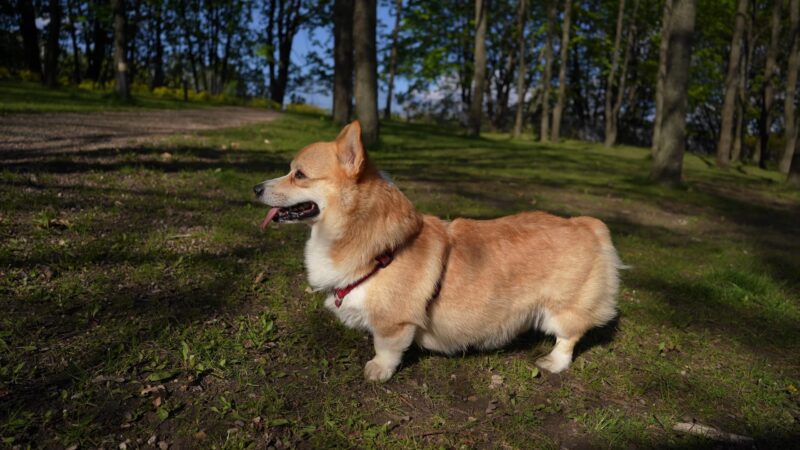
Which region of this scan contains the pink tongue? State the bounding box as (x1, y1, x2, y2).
(260, 207, 280, 230)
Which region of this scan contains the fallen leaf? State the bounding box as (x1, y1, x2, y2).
(489, 374, 504, 389)
(140, 384, 166, 396)
(158, 441, 169, 450)
(147, 435, 157, 446)
(152, 396, 162, 408)
(194, 431, 207, 441)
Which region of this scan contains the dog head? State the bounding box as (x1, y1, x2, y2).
(254, 121, 370, 228)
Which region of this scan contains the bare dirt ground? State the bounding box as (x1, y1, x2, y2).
(0, 107, 279, 155)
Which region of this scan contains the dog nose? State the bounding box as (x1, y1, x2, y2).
(253, 184, 264, 197)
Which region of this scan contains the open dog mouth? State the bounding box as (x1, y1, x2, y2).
(260, 202, 319, 229)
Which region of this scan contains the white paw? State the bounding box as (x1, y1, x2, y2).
(535, 352, 571, 374)
(364, 358, 395, 382)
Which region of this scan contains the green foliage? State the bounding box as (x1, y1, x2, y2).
(286, 102, 328, 115)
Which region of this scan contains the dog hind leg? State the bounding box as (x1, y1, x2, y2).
(535, 335, 578, 373)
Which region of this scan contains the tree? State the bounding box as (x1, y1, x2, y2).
(651, 0, 696, 184)
(66, 0, 82, 84)
(716, 0, 748, 168)
(43, 0, 63, 87)
(540, 0, 555, 142)
(551, 0, 571, 142)
(468, 0, 488, 137)
(756, 0, 781, 169)
(605, 0, 639, 147)
(111, 0, 129, 99)
(149, 0, 165, 90)
(781, 0, 800, 174)
(354, 0, 379, 145)
(384, 0, 403, 120)
(86, 0, 109, 84)
(603, 0, 625, 147)
(333, 0, 354, 125)
(18, 0, 42, 78)
(512, 0, 527, 138)
(265, 0, 305, 105)
(652, 0, 673, 157)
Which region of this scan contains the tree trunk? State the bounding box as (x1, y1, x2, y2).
(757, 0, 781, 168)
(607, 0, 639, 147)
(127, 0, 142, 85)
(86, 0, 108, 83)
(716, 0, 748, 168)
(111, 0, 129, 99)
(184, 27, 200, 92)
(604, 0, 626, 147)
(333, 0, 354, 124)
(781, 0, 800, 174)
(551, 0, 571, 142)
(540, 0, 556, 142)
(43, 0, 63, 87)
(354, 0, 379, 145)
(383, 0, 403, 120)
(265, 0, 303, 106)
(67, 0, 82, 84)
(491, 42, 516, 130)
(732, 14, 752, 164)
(651, 0, 696, 184)
(468, 0, 488, 137)
(150, 5, 165, 89)
(652, 0, 673, 157)
(19, 0, 42, 78)
(789, 155, 800, 185)
(512, 0, 528, 138)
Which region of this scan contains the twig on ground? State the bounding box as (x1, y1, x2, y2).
(672, 422, 753, 444)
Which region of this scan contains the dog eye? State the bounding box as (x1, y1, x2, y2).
(295, 170, 306, 180)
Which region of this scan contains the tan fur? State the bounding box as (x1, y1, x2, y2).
(255, 121, 622, 381)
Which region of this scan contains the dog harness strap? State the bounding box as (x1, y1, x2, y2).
(334, 251, 394, 307)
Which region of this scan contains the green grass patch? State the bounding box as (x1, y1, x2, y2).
(0, 81, 276, 113)
(1, 111, 798, 448)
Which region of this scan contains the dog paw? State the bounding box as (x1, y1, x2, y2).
(364, 358, 395, 382)
(535, 353, 571, 374)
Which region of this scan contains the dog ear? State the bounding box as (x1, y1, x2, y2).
(335, 121, 366, 177)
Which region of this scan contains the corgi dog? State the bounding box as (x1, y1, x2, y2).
(253, 121, 622, 382)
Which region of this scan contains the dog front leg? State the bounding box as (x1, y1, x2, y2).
(364, 324, 415, 382)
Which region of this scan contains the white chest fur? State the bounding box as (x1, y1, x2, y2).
(323, 288, 372, 331)
(305, 225, 347, 289)
(306, 225, 373, 332)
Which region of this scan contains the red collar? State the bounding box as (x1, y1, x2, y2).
(333, 251, 394, 307)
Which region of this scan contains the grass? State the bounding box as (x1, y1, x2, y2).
(0, 81, 261, 113)
(1, 111, 799, 448)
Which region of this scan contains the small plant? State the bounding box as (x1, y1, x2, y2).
(210, 396, 235, 418)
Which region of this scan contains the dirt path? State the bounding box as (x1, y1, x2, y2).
(0, 107, 279, 155)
